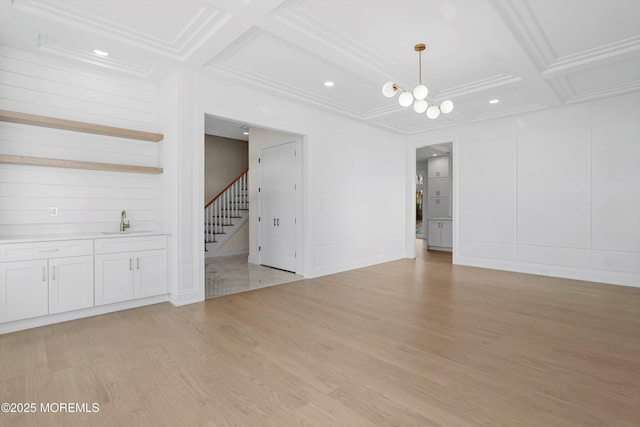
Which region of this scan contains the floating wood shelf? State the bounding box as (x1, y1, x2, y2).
(0, 109, 163, 142)
(0, 154, 163, 175)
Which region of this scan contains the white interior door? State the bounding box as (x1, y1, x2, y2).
(259, 141, 297, 272)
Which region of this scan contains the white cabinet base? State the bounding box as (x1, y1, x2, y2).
(0, 294, 168, 335)
(427, 219, 453, 252)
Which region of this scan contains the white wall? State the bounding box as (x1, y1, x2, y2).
(0, 47, 161, 236)
(408, 92, 640, 287)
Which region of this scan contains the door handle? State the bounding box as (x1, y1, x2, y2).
(129, 258, 133, 271)
(42, 267, 46, 282)
(137, 258, 140, 270)
(277, 218, 280, 226)
(52, 266, 56, 280)
(274, 218, 276, 226)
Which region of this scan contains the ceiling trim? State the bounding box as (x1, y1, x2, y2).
(489, 0, 555, 69)
(13, 0, 232, 60)
(564, 81, 640, 105)
(438, 74, 523, 99)
(542, 36, 640, 77)
(37, 35, 154, 78)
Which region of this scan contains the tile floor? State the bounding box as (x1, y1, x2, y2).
(205, 253, 302, 298)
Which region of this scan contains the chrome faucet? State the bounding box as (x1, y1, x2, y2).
(120, 210, 130, 232)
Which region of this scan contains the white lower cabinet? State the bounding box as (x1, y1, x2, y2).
(0, 240, 94, 322)
(94, 236, 167, 307)
(428, 220, 452, 250)
(0, 259, 48, 322)
(48, 255, 94, 314)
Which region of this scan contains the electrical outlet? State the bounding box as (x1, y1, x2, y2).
(50, 206, 58, 217)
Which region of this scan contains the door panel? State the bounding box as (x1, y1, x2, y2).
(259, 141, 297, 272)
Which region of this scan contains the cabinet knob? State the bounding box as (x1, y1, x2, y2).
(42, 266, 46, 282)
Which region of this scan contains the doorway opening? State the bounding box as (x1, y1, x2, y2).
(203, 114, 303, 298)
(416, 142, 453, 255)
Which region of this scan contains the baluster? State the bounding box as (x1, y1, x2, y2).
(232, 181, 237, 217)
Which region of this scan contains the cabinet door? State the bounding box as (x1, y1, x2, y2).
(440, 221, 453, 248)
(427, 156, 449, 178)
(0, 260, 48, 322)
(133, 249, 167, 298)
(427, 221, 441, 246)
(95, 253, 134, 306)
(49, 256, 94, 314)
(428, 197, 449, 218)
(427, 178, 449, 198)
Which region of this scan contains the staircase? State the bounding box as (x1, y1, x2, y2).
(205, 168, 249, 256)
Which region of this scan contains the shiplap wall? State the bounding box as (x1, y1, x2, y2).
(0, 47, 161, 235)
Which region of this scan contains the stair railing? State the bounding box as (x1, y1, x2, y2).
(205, 168, 249, 243)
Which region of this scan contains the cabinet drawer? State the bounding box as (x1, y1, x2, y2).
(94, 235, 167, 254)
(0, 240, 93, 262)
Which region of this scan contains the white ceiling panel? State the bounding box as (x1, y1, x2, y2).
(526, 0, 640, 57)
(205, 29, 390, 117)
(564, 56, 640, 101)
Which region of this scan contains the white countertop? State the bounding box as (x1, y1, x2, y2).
(0, 230, 170, 244)
(427, 217, 453, 221)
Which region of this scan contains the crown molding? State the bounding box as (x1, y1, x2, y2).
(542, 36, 640, 77)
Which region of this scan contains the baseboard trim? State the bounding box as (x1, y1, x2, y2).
(169, 290, 203, 306)
(0, 295, 169, 335)
(455, 255, 640, 288)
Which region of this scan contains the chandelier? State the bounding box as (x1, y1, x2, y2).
(382, 43, 453, 119)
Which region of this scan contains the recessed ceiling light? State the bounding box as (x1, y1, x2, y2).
(242, 131, 249, 135)
(432, 154, 438, 156)
(489, 99, 499, 104)
(324, 81, 335, 87)
(93, 49, 109, 57)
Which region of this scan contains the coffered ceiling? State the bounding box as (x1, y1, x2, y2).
(1, 0, 638, 134)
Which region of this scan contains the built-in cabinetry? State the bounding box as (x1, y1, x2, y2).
(427, 220, 452, 249)
(95, 235, 167, 306)
(0, 239, 93, 322)
(427, 155, 452, 251)
(0, 233, 168, 332)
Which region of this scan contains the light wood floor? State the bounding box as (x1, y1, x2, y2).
(1, 248, 639, 427)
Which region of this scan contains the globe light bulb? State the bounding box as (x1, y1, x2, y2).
(413, 99, 428, 114)
(398, 92, 414, 107)
(412, 85, 428, 100)
(382, 82, 397, 98)
(426, 105, 441, 119)
(440, 100, 454, 114)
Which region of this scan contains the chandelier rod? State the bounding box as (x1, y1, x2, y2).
(415, 43, 426, 86)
